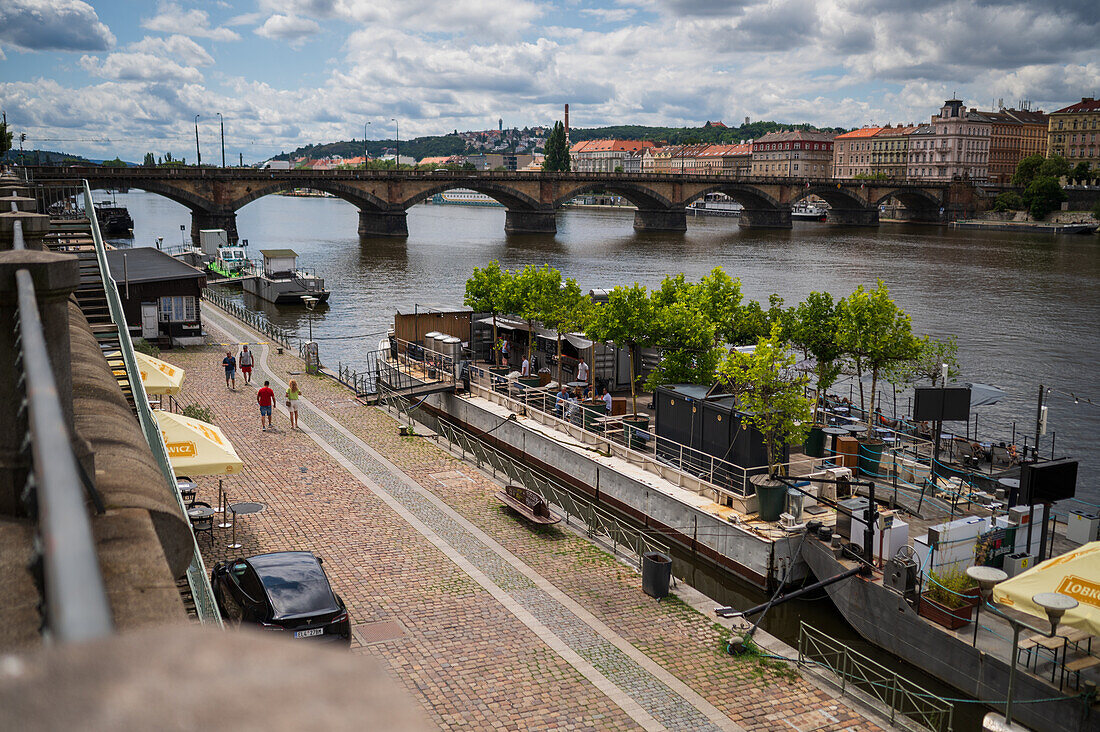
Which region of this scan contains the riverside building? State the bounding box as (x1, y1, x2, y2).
(1047, 97, 1100, 172)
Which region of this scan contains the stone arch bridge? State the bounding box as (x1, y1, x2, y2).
(28, 166, 984, 244)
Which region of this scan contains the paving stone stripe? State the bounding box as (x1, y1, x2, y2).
(204, 309, 741, 732)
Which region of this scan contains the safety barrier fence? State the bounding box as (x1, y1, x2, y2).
(799, 621, 954, 731)
(376, 382, 669, 567)
(202, 288, 294, 349)
(87, 184, 222, 627)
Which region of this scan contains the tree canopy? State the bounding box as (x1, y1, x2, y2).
(1011, 154, 1044, 186)
(0, 116, 12, 157)
(1022, 176, 1066, 220)
(543, 121, 570, 172)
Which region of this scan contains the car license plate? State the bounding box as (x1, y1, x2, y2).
(295, 627, 324, 638)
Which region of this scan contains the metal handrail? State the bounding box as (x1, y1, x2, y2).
(13, 244, 113, 642)
(202, 288, 294, 349)
(799, 621, 953, 731)
(84, 183, 223, 626)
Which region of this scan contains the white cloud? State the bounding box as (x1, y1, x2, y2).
(79, 35, 213, 84)
(254, 14, 321, 46)
(141, 1, 240, 42)
(0, 0, 115, 52)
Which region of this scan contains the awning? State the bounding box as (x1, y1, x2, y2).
(153, 410, 244, 476)
(992, 541, 1100, 635)
(564, 333, 594, 350)
(106, 351, 186, 395)
(966, 382, 1006, 407)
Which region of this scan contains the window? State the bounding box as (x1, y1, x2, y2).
(160, 295, 197, 322)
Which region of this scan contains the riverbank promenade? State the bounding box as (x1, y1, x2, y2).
(175, 302, 889, 731)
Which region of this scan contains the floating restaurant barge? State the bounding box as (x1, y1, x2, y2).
(375, 306, 1098, 731)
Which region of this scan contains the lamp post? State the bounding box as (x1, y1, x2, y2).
(392, 118, 399, 169)
(302, 295, 319, 373)
(363, 121, 371, 169)
(194, 114, 201, 166)
(217, 112, 225, 168)
(966, 566, 1079, 727)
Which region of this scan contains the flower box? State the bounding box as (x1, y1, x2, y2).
(918, 591, 978, 630)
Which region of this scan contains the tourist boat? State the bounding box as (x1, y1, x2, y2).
(241, 248, 330, 305)
(430, 188, 502, 207)
(791, 203, 828, 221)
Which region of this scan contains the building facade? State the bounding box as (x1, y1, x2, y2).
(569, 140, 656, 172)
(870, 125, 918, 179)
(980, 109, 1048, 184)
(905, 100, 992, 182)
(832, 127, 882, 179)
(1047, 97, 1100, 173)
(750, 130, 835, 178)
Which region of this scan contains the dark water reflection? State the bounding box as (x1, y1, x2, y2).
(109, 191, 1100, 506)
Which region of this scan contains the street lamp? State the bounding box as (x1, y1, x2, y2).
(194, 114, 201, 166)
(363, 121, 371, 169)
(217, 112, 225, 168)
(392, 118, 399, 169)
(966, 566, 1078, 727)
(302, 295, 319, 373)
(302, 295, 318, 342)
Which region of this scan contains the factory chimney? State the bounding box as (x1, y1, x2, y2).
(564, 104, 570, 144)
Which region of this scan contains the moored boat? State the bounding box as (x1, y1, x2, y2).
(242, 248, 330, 305)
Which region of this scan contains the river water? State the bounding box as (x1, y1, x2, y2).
(110, 190, 1100, 507)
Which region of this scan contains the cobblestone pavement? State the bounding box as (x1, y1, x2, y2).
(173, 305, 885, 732)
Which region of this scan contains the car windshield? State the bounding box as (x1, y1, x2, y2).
(249, 552, 338, 617)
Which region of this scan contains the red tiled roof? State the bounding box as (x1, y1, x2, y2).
(570, 139, 656, 153)
(835, 127, 884, 139)
(1052, 98, 1100, 114)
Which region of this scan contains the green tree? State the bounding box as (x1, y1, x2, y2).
(836, 280, 922, 438)
(541, 277, 593, 384)
(716, 332, 812, 473)
(1092, 200, 1100, 222)
(1022, 176, 1066, 220)
(463, 261, 511, 365)
(587, 283, 658, 415)
(887, 335, 959, 387)
(993, 191, 1024, 212)
(0, 114, 12, 156)
(508, 264, 565, 366)
(1039, 154, 1070, 180)
(102, 157, 127, 167)
(142, 152, 156, 167)
(543, 120, 570, 172)
(786, 291, 843, 424)
(1011, 154, 1044, 186)
(1070, 162, 1091, 185)
(643, 300, 720, 391)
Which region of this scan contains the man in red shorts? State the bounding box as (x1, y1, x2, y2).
(238, 345, 254, 385)
(257, 380, 275, 431)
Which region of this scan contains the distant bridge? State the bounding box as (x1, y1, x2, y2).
(27, 166, 994, 243)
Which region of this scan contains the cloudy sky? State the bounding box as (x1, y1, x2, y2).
(1, 0, 1098, 162)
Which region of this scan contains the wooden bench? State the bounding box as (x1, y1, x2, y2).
(1064, 654, 1100, 689)
(496, 484, 561, 525)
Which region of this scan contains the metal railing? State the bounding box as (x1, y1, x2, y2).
(377, 383, 668, 566)
(465, 364, 834, 504)
(799, 622, 954, 732)
(86, 183, 223, 627)
(10, 210, 113, 642)
(202, 288, 295, 349)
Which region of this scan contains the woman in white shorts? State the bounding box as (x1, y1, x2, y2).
(285, 379, 302, 429)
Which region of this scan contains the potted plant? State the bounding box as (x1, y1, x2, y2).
(717, 332, 812, 519)
(836, 281, 921, 478)
(918, 567, 979, 630)
(587, 283, 658, 447)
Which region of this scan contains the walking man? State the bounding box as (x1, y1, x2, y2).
(601, 386, 612, 414)
(257, 380, 275, 431)
(222, 351, 237, 389)
(520, 355, 530, 377)
(239, 345, 254, 385)
(576, 359, 589, 396)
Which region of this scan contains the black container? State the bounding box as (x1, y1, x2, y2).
(806, 520, 823, 534)
(817, 526, 833, 542)
(642, 552, 672, 599)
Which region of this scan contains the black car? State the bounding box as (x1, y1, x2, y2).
(211, 551, 350, 645)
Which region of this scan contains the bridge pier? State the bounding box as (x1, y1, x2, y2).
(632, 208, 687, 232)
(358, 209, 409, 237)
(191, 211, 238, 246)
(739, 207, 792, 229)
(504, 209, 556, 235)
(826, 208, 880, 226)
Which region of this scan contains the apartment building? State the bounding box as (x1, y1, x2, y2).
(832, 127, 882, 178)
(750, 130, 835, 178)
(569, 139, 656, 172)
(1048, 97, 1100, 172)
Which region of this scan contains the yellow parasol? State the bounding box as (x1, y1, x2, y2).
(992, 541, 1100, 635)
(135, 351, 186, 395)
(105, 351, 186, 395)
(153, 410, 244, 476)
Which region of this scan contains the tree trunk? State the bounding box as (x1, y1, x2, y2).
(589, 343, 596, 397)
(527, 319, 534, 368)
(492, 315, 499, 366)
(557, 333, 563, 385)
(867, 370, 878, 438)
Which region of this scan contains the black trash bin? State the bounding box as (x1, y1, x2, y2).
(642, 552, 672, 600)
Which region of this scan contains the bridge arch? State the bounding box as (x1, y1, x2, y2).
(85, 176, 215, 213)
(551, 181, 675, 211)
(872, 187, 943, 212)
(792, 184, 870, 210)
(228, 179, 391, 213)
(399, 181, 542, 211)
(680, 183, 783, 211)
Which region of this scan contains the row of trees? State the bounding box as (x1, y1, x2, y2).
(1001, 154, 1090, 220)
(465, 263, 946, 471)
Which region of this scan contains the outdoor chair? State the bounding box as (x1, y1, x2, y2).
(187, 501, 214, 537)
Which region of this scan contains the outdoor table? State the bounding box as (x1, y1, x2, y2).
(841, 424, 866, 434)
(1033, 634, 1071, 685)
(821, 427, 847, 456)
(226, 501, 265, 550)
(176, 478, 197, 504)
(997, 477, 1020, 502)
(186, 505, 214, 536)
